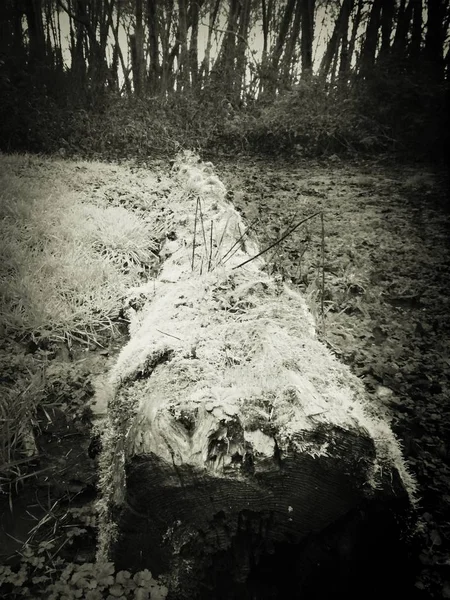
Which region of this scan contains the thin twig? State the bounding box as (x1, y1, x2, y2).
(212, 216, 231, 266)
(267, 211, 298, 269)
(320, 212, 325, 331)
(155, 328, 182, 341)
(191, 196, 199, 272)
(219, 216, 259, 266)
(198, 197, 208, 266)
(208, 220, 213, 272)
(232, 211, 322, 271)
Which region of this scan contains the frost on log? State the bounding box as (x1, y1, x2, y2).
(97, 153, 417, 599)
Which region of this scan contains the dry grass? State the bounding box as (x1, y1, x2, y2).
(0, 155, 162, 346)
(0, 153, 167, 489)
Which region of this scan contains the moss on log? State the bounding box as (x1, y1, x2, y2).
(96, 152, 417, 599)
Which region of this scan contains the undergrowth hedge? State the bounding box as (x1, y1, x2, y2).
(0, 66, 447, 162)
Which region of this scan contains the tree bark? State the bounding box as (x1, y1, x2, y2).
(409, 0, 423, 65)
(347, 0, 364, 80)
(300, 0, 315, 79)
(147, 0, 161, 93)
(189, 0, 200, 90)
(281, 0, 302, 88)
(378, 0, 395, 62)
(358, 0, 383, 77)
(319, 0, 354, 80)
(132, 0, 146, 95)
(199, 0, 221, 83)
(24, 0, 46, 66)
(424, 0, 445, 80)
(392, 0, 414, 60)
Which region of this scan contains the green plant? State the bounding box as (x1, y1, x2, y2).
(0, 550, 168, 600)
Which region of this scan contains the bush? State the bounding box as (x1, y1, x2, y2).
(0, 62, 447, 161)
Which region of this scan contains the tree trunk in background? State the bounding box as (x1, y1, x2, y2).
(392, 0, 414, 60)
(409, 0, 423, 65)
(131, 0, 146, 95)
(235, 0, 252, 100)
(338, 0, 354, 82)
(358, 0, 382, 77)
(189, 0, 200, 91)
(72, 1, 88, 87)
(280, 0, 302, 88)
(378, 0, 395, 62)
(106, 0, 131, 94)
(424, 0, 445, 80)
(268, 0, 296, 94)
(211, 0, 240, 98)
(147, 0, 161, 93)
(300, 0, 315, 79)
(319, 0, 354, 80)
(160, 0, 174, 93)
(258, 0, 274, 96)
(24, 0, 46, 66)
(177, 0, 189, 90)
(347, 0, 363, 80)
(0, 0, 25, 69)
(199, 0, 221, 83)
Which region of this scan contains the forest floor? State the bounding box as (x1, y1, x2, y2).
(0, 152, 449, 599)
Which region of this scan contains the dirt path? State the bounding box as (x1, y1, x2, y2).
(217, 156, 450, 598)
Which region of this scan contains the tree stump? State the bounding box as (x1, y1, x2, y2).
(96, 153, 417, 599)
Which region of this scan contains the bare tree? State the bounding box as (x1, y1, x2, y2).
(300, 0, 315, 79)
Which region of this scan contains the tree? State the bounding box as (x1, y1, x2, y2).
(300, 0, 315, 79)
(359, 0, 383, 77)
(130, 0, 146, 95)
(424, 0, 446, 80)
(319, 0, 354, 80)
(147, 0, 161, 93)
(24, 0, 47, 66)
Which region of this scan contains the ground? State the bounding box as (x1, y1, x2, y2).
(0, 152, 449, 598)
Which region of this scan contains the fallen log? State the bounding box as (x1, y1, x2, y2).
(96, 152, 417, 599)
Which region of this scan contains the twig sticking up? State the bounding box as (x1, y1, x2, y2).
(219, 216, 260, 266)
(191, 197, 199, 272)
(232, 211, 322, 271)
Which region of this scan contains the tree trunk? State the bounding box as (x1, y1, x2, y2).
(234, 0, 252, 100)
(300, 0, 315, 79)
(199, 0, 221, 83)
(24, 0, 46, 66)
(409, 0, 423, 65)
(347, 0, 364, 79)
(189, 0, 200, 91)
(267, 0, 296, 94)
(424, 0, 445, 80)
(132, 0, 146, 95)
(280, 0, 302, 88)
(160, 0, 174, 93)
(258, 0, 274, 96)
(319, 0, 354, 80)
(147, 0, 160, 93)
(392, 0, 414, 60)
(338, 0, 354, 82)
(210, 0, 241, 97)
(378, 0, 395, 62)
(358, 0, 383, 77)
(106, 0, 131, 94)
(97, 155, 417, 600)
(177, 0, 189, 90)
